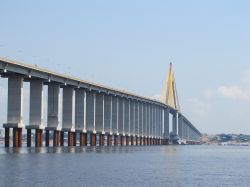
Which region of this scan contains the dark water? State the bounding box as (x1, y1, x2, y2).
(0, 145, 249, 187)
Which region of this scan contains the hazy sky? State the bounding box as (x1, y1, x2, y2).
(1, 1, 250, 134)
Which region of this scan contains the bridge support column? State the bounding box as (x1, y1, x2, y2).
(107, 134, 112, 146)
(3, 75, 24, 147)
(5, 128, 10, 147)
(62, 87, 75, 146)
(46, 83, 60, 147)
(26, 79, 44, 147)
(53, 130, 59, 147)
(100, 134, 105, 146)
(45, 130, 50, 147)
(60, 131, 64, 146)
(80, 132, 87, 146)
(91, 133, 96, 146)
(172, 112, 178, 136)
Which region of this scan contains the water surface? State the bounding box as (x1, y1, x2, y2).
(0, 145, 249, 187)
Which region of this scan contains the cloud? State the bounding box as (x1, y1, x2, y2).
(218, 85, 250, 101)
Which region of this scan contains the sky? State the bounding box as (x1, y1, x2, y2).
(1, 1, 250, 134)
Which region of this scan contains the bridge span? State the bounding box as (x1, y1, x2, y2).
(0, 57, 201, 147)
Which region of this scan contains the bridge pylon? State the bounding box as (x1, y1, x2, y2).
(161, 62, 180, 112)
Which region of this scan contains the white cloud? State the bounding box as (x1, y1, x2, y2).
(218, 85, 250, 101)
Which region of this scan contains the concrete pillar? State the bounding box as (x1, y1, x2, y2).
(107, 134, 112, 146)
(163, 108, 169, 144)
(5, 128, 9, 147)
(28, 79, 44, 130)
(3, 75, 24, 147)
(5, 75, 24, 127)
(27, 129, 31, 147)
(95, 93, 104, 133)
(60, 131, 64, 146)
(178, 114, 183, 139)
(45, 130, 50, 147)
(172, 112, 178, 136)
(75, 89, 85, 132)
(91, 133, 96, 146)
(99, 134, 105, 146)
(47, 84, 60, 129)
(62, 87, 74, 131)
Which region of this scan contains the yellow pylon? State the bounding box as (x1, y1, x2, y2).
(161, 63, 181, 111)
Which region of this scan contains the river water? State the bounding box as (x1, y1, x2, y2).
(0, 145, 249, 187)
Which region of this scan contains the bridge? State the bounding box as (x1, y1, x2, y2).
(0, 57, 202, 147)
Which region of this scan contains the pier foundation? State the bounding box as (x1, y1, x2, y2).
(13, 128, 22, 147)
(53, 130, 59, 147)
(107, 134, 112, 146)
(73, 132, 76, 146)
(140, 137, 143, 146)
(60, 131, 64, 146)
(100, 134, 105, 146)
(114, 135, 119, 146)
(80, 133, 87, 146)
(91, 133, 96, 146)
(131, 136, 134, 145)
(45, 130, 50, 147)
(5, 128, 9, 147)
(68, 132, 74, 146)
(136, 136, 139, 145)
(35, 129, 42, 147)
(27, 129, 31, 147)
(121, 135, 125, 146)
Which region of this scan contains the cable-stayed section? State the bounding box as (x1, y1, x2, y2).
(161, 63, 181, 112)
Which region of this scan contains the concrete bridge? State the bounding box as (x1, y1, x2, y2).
(0, 57, 202, 147)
